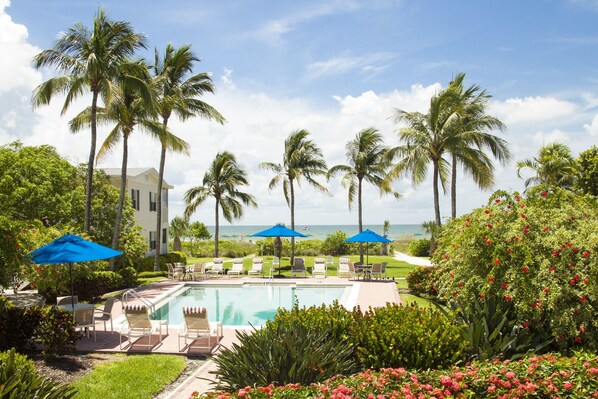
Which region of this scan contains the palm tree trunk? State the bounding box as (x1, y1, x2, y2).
(358, 177, 364, 264)
(154, 119, 168, 271)
(110, 134, 128, 271)
(290, 178, 295, 264)
(214, 198, 219, 258)
(451, 154, 457, 219)
(432, 159, 442, 227)
(85, 90, 99, 232)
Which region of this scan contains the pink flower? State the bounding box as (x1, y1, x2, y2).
(564, 381, 573, 389)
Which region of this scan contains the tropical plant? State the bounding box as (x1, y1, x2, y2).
(31, 8, 147, 232)
(260, 130, 328, 262)
(444, 73, 509, 219)
(574, 145, 598, 196)
(169, 216, 190, 251)
(151, 43, 224, 271)
(517, 143, 577, 191)
(382, 219, 391, 255)
(328, 128, 399, 262)
(184, 152, 256, 257)
(70, 60, 159, 270)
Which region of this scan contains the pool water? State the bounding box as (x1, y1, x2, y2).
(150, 284, 351, 327)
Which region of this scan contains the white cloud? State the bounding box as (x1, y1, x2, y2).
(305, 52, 395, 80)
(583, 114, 598, 136)
(532, 129, 571, 145)
(489, 96, 578, 125)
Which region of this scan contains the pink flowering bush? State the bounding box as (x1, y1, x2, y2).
(194, 352, 598, 399)
(433, 188, 598, 350)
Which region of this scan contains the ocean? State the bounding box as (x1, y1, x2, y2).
(206, 224, 427, 241)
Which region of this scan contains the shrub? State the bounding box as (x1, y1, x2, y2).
(211, 322, 356, 392)
(0, 296, 43, 352)
(406, 266, 440, 297)
(408, 238, 431, 256)
(0, 348, 77, 398)
(36, 306, 78, 356)
(320, 231, 351, 256)
(133, 256, 155, 272)
(294, 240, 322, 256)
(351, 303, 468, 370)
(254, 239, 291, 258)
(434, 189, 598, 350)
(72, 271, 124, 302)
(198, 352, 598, 399)
(118, 266, 138, 287)
(137, 271, 167, 278)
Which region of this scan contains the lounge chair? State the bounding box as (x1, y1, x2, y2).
(338, 257, 351, 278)
(56, 295, 78, 306)
(94, 297, 117, 332)
(119, 304, 168, 350)
(206, 258, 225, 277)
(291, 257, 306, 277)
(271, 257, 280, 276)
(228, 258, 245, 276)
(178, 306, 223, 352)
(74, 306, 96, 341)
(312, 257, 326, 278)
(247, 257, 263, 277)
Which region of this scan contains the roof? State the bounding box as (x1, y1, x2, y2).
(99, 167, 174, 189)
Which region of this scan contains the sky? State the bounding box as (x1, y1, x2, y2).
(1, 0, 597, 227)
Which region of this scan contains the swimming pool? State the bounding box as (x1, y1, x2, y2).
(150, 283, 356, 327)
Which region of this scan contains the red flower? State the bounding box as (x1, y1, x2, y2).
(501, 282, 508, 289)
(549, 266, 556, 272)
(485, 209, 491, 215)
(543, 227, 549, 232)
(514, 236, 520, 242)
(574, 275, 580, 281)
(544, 287, 549, 295)
(580, 296, 587, 302)
(583, 251, 590, 257)
(541, 191, 548, 197)
(553, 250, 560, 256)
(488, 276, 495, 282)
(521, 267, 529, 273)
(465, 217, 470, 222)
(580, 326, 586, 333)
(486, 239, 492, 245)
(522, 321, 529, 328)
(504, 295, 511, 301)
(521, 213, 526, 219)
(495, 199, 501, 203)
(531, 302, 537, 308)
(570, 279, 576, 286)
(480, 293, 486, 299)
(487, 224, 493, 229)
(584, 278, 589, 285)
(493, 259, 500, 265)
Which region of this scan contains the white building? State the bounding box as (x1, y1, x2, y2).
(100, 167, 172, 255)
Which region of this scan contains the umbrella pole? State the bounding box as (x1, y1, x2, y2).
(69, 263, 75, 308)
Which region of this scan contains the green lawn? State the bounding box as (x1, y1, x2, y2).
(71, 354, 186, 399)
(400, 293, 435, 307)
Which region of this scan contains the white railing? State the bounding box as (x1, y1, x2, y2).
(122, 288, 155, 313)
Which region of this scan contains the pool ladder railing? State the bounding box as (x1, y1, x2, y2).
(122, 288, 155, 313)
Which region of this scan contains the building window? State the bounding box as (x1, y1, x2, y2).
(149, 192, 157, 212)
(162, 228, 167, 244)
(131, 189, 140, 210)
(149, 231, 157, 250)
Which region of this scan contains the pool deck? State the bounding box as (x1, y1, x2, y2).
(65, 276, 399, 398)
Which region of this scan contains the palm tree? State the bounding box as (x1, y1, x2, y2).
(184, 152, 256, 257)
(31, 8, 147, 232)
(151, 44, 225, 271)
(517, 143, 576, 190)
(382, 219, 391, 256)
(387, 87, 458, 227)
(70, 60, 160, 269)
(328, 127, 399, 262)
(260, 130, 328, 263)
(444, 73, 509, 219)
(170, 216, 190, 252)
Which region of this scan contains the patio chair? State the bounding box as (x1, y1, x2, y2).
(312, 257, 326, 278)
(338, 257, 351, 278)
(166, 263, 182, 280)
(247, 257, 263, 277)
(94, 297, 118, 332)
(192, 263, 208, 280)
(74, 306, 96, 341)
(380, 262, 387, 279)
(291, 257, 306, 277)
(56, 295, 78, 306)
(119, 304, 168, 350)
(349, 261, 365, 280)
(206, 258, 225, 277)
(228, 258, 245, 276)
(371, 263, 383, 280)
(177, 306, 223, 352)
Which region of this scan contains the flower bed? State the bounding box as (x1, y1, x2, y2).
(194, 352, 598, 399)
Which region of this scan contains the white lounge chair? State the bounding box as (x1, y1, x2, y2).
(338, 257, 351, 278)
(119, 304, 168, 350)
(178, 306, 223, 352)
(228, 258, 245, 276)
(206, 258, 225, 277)
(247, 258, 264, 277)
(312, 257, 326, 277)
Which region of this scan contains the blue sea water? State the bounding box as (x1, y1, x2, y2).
(206, 224, 427, 241)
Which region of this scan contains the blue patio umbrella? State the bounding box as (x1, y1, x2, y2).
(251, 224, 307, 276)
(30, 233, 123, 307)
(345, 229, 392, 265)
